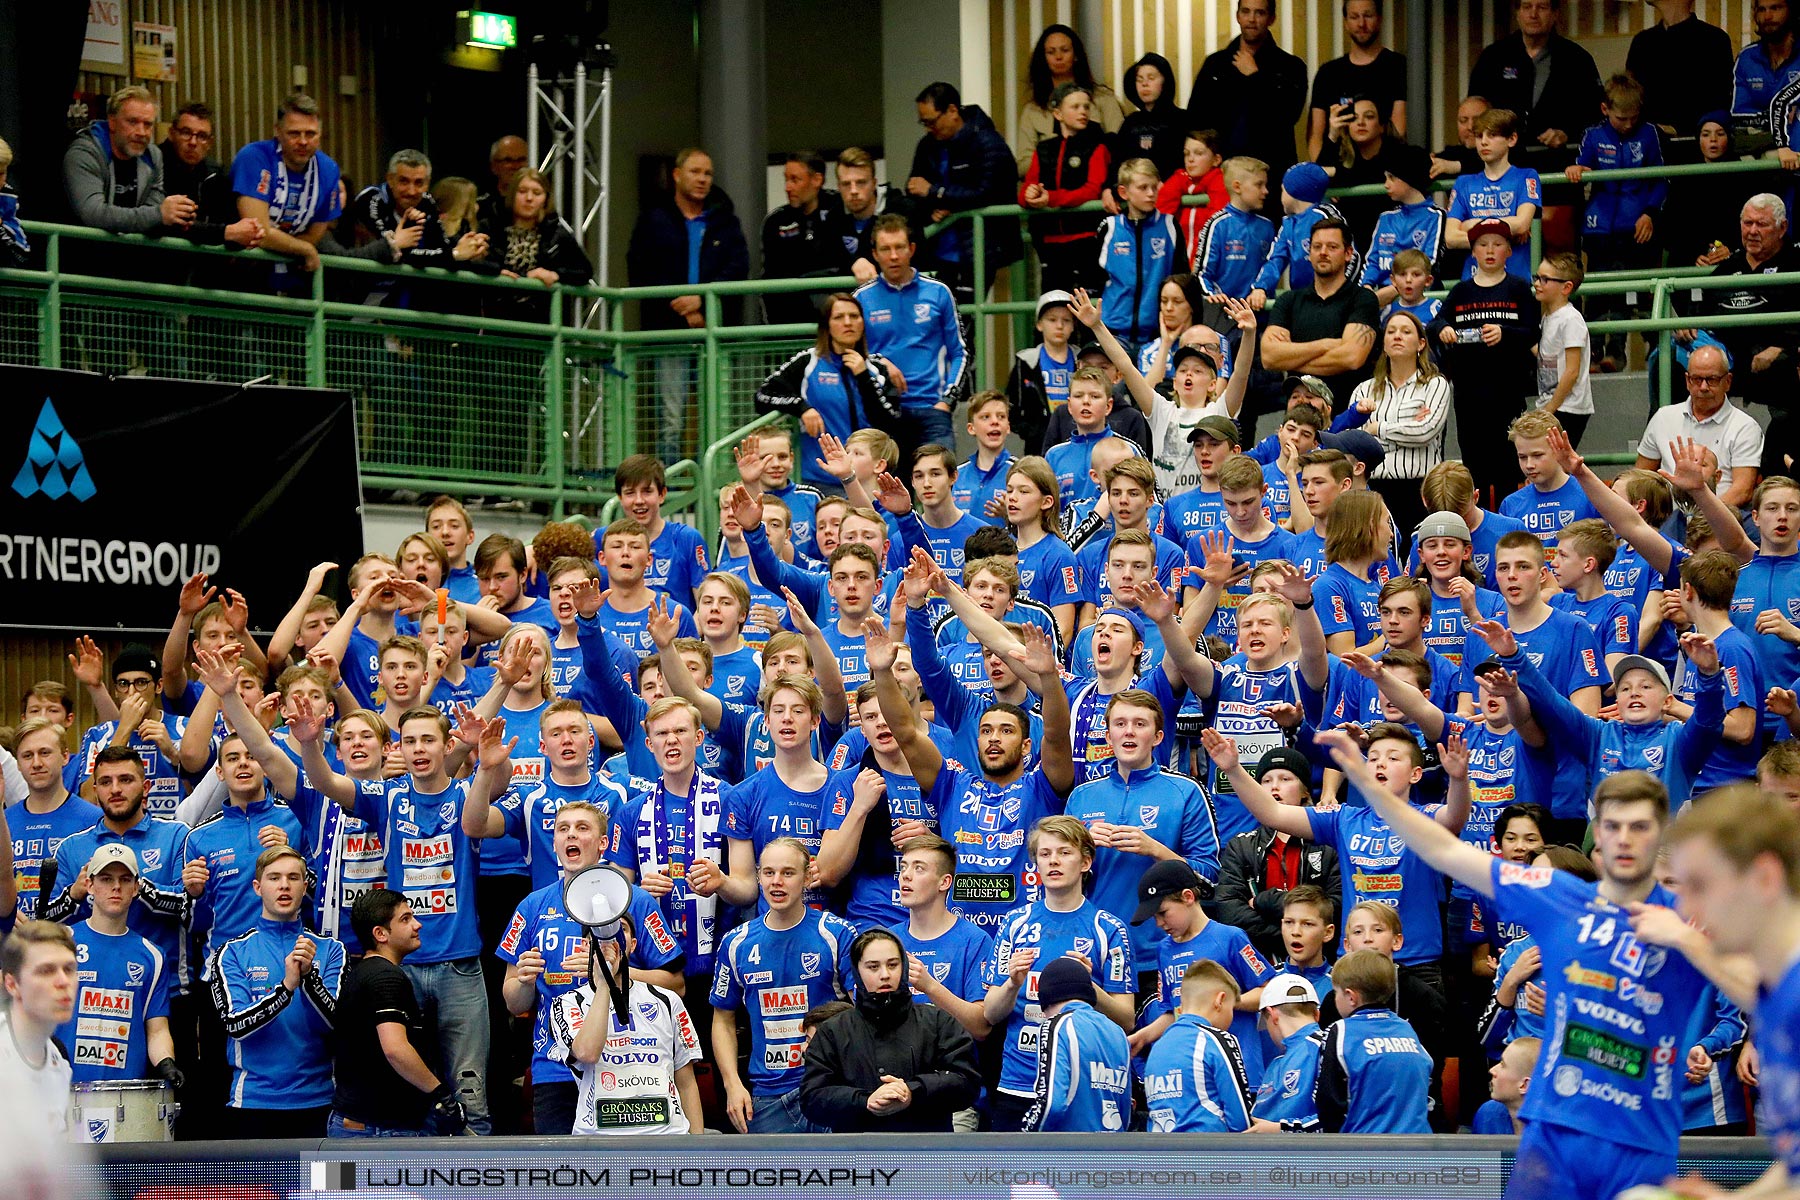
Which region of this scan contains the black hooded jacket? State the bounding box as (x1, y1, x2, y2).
(1113, 54, 1188, 182)
(907, 103, 1023, 279)
(800, 989, 981, 1132)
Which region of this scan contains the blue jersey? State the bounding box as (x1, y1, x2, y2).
(1606, 542, 1677, 668)
(929, 763, 1063, 936)
(1099, 210, 1183, 344)
(1256, 201, 1356, 294)
(706, 644, 763, 708)
(1447, 164, 1541, 278)
(351, 776, 483, 963)
(954, 451, 1015, 528)
(428, 665, 496, 717)
(1045, 429, 1118, 510)
(1464, 607, 1608, 820)
(229, 140, 343, 232)
(475, 698, 554, 878)
(49, 816, 192, 990)
(901, 509, 988, 584)
(1257, 1021, 1327, 1127)
(591, 593, 696, 661)
(1016, 535, 1083, 613)
(211, 916, 345, 1109)
(710, 908, 857, 1095)
(73, 717, 189, 819)
(820, 763, 937, 933)
(1192, 526, 1298, 643)
(183, 798, 306, 974)
(1193, 205, 1273, 301)
(1162, 484, 1226, 546)
(892, 915, 993, 1004)
(1317, 1006, 1433, 1132)
(1682, 985, 1747, 1131)
(1309, 798, 1451, 965)
(1485, 932, 1546, 1051)
(1495, 861, 1712, 1153)
(1067, 612, 1165, 679)
(725, 764, 830, 910)
(1023, 998, 1133, 1132)
(1313, 563, 1383, 648)
(984, 898, 1132, 1095)
(912, 621, 1047, 775)
(763, 481, 822, 553)
(545, 643, 587, 702)
(1038, 343, 1077, 408)
(646, 519, 710, 609)
(504, 772, 630, 891)
(61, 921, 170, 1082)
(1203, 657, 1310, 840)
(712, 549, 788, 646)
(1728, 554, 1800, 741)
(1576, 121, 1667, 237)
(1260, 462, 1295, 525)
(1144, 1013, 1253, 1133)
(1065, 765, 1221, 972)
(1146, 918, 1273, 1082)
(496, 878, 683, 1087)
(1499, 476, 1600, 547)
(1321, 648, 1465, 730)
(1076, 528, 1187, 606)
(1673, 625, 1762, 791)
(1753, 955, 1800, 1180)
(7, 794, 102, 917)
(1551, 589, 1638, 663)
(1381, 295, 1443, 327)
(1472, 1099, 1516, 1133)
(855, 270, 966, 405)
(605, 773, 729, 974)
(1423, 585, 1505, 670)
(1360, 200, 1447, 289)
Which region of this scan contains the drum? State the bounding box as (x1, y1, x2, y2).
(69, 1079, 177, 1143)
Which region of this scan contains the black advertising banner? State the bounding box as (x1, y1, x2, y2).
(0, 366, 363, 633)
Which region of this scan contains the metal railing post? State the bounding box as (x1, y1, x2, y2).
(702, 291, 722, 464)
(1654, 280, 1673, 414)
(307, 263, 327, 388)
(42, 230, 60, 367)
(972, 213, 988, 392)
(548, 327, 568, 518)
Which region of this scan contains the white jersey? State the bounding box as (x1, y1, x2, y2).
(547, 979, 700, 1135)
(0, 1009, 73, 1136)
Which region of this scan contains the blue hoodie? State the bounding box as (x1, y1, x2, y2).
(1576, 121, 1668, 236)
(1098, 209, 1183, 344)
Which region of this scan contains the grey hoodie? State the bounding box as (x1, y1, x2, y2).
(63, 121, 167, 234)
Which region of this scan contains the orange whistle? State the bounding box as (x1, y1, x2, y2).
(437, 588, 448, 624)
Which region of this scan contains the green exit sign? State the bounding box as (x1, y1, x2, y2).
(464, 10, 517, 49)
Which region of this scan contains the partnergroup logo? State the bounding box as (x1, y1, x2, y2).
(12, 399, 94, 501)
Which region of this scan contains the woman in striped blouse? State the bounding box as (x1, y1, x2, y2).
(1352, 312, 1452, 557)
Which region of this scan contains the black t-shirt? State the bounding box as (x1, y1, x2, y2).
(1433, 274, 1539, 405)
(1309, 50, 1408, 123)
(1268, 279, 1383, 409)
(111, 156, 140, 210)
(332, 954, 430, 1128)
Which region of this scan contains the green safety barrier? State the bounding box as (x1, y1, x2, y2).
(0, 152, 1791, 537)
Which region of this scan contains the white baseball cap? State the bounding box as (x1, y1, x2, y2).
(1257, 972, 1321, 1010)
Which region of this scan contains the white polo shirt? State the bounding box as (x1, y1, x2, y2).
(1636, 397, 1765, 491)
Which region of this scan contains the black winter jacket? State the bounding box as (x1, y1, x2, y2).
(1114, 54, 1188, 182)
(907, 104, 1023, 280)
(1207, 827, 1341, 962)
(800, 992, 981, 1132)
(626, 190, 750, 328)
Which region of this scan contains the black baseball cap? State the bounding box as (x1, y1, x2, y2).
(1132, 859, 1204, 924)
(1171, 343, 1221, 375)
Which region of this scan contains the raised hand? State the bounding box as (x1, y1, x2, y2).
(1544, 426, 1584, 478)
(1673, 631, 1720, 680)
(1470, 618, 1518, 658)
(1659, 435, 1712, 494)
(861, 615, 898, 673)
(68, 635, 107, 688)
(493, 633, 531, 688)
(477, 715, 518, 772)
(1439, 731, 1470, 781)
(1310, 726, 1364, 773)
(1070, 287, 1103, 329)
(1191, 530, 1246, 589)
(1262, 701, 1304, 729)
(221, 588, 251, 637)
(725, 483, 764, 536)
(193, 645, 243, 695)
(780, 586, 821, 637)
(388, 577, 434, 616)
(1224, 295, 1257, 334)
(1133, 577, 1179, 625)
(646, 593, 681, 650)
(874, 471, 913, 516)
(451, 704, 487, 751)
(305, 645, 341, 684)
(1480, 666, 1521, 700)
(814, 433, 856, 483)
(178, 572, 217, 617)
(1011, 623, 1059, 680)
(287, 694, 328, 745)
(733, 436, 769, 488)
(1263, 560, 1314, 607)
(1341, 650, 1386, 681)
(254, 693, 283, 732)
(570, 576, 605, 621)
(1199, 727, 1239, 772)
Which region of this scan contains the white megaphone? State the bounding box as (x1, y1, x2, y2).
(562, 863, 637, 1024)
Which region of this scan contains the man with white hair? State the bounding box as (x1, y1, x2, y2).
(1635, 342, 1765, 510)
(1678, 193, 1800, 473)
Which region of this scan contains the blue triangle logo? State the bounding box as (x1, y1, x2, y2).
(13, 400, 94, 501)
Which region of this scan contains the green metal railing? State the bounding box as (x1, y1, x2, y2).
(1, 154, 1793, 542)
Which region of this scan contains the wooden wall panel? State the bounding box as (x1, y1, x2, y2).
(77, 0, 382, 194)
(990, 0, 1760, 159)
(0, 634, 134, 736)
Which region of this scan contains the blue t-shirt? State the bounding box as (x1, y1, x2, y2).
(821, 763, 937, 933)
(1016, 535, 1083, 613)
(1313, 563, 1383, 647)
(1550, 590, 1639, 662)
(60, 921, 170, 1082)
(1672, 625, 1763, 791)
(6, 794, 102, 916)
(1162, 485, 1227, 546)
(503, 771, 630, 891)
(229, 140, 344, 232)
(1498, 476, 1600, 547)
(1193, 525, 1298, 643)
(590, 593, 697, 661)
(1447, 165, 1542, 279)
(724, 765, 830, 909)
(429, 664, 497, 717)
(1203, 658, 1310, 840)
(983, 898, 1133, 1095)
(647, 520, 710, 610)
(1728, 554, 1800, 741)
(891, 915, 994, 1005)
(685, 214, 705, 283)
(1309, 798, 1450, 964)
(1423, 585, 1506, 670)
(1145, 918, 1274, 1083)
(1754, 955, 1800, 1181)
(1075, 529, 1188, 605)
(495, 878, 684, 1086)
(929, 763, 1063, 936)
(1493, 860, 1711, 1154)
(710, 909, 857, 1095)
(352, 776, 483, 963)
